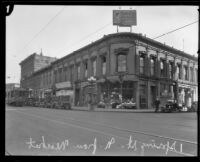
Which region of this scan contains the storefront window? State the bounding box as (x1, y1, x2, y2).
(117, 54, 127, 72)
(139, 85, 147, 109)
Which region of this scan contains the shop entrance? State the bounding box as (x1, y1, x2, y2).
(75, 89, 80, 106)
(150, 86, 156, 109)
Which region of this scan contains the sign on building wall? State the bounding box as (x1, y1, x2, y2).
(113, 10, 137, 27)
(55, 81, 71, 89)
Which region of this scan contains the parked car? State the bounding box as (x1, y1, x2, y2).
(116, 101, 136, 109)
(188, 101, 197, 112)
(111, 101, 121, 109)
(161, 100, 182, 113)
(97, 101, 106, 108)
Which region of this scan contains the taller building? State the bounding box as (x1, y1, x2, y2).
(19, 52, 57, 88)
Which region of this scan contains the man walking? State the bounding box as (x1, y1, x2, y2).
(155, 97, 160, 112)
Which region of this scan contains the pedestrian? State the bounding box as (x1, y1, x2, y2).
(155, 97, 160, 112)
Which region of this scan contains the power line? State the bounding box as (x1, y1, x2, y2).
(124, 20, 199, 51)
(58, 21, 112, 55)
(17, 7, 65, 55)
(152, 20, 198, 40)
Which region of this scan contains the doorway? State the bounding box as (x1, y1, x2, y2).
(150, 86, 156, 109)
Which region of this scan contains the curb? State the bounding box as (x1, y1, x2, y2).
(71, 106, 155, 113)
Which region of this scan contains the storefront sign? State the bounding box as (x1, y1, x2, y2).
(55, 81, 71, 89)
(56, 90, 74, 96)
(81, 82, 89, 88)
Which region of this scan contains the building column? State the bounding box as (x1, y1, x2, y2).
(106, 48, 110, 76)
(147, 81, 151, 109)
(166, 59, 170, 79)
(88, 58, 92, 77)
(156, 52, 160, 78)
(135, 81, 140, 109)
(80, 60, 84, 80)
(96, 54, 101, 77)
(157, 82, 160, 98)
(180, 60, 183, 80)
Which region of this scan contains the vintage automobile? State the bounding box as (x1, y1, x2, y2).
(97, 101, 106, 108)
(111, 100, 121, 109)
(187, 101, 197, 112)
(116, 101, 136, 109)
(161, 100, 182, 113)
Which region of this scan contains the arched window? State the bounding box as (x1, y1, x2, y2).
(160, 59, 166, 77)
(140, 56, 145, 74)
(102, 56, 106, 75)
(92, 59, 97, 76)
(84, 61, 88, 78)
(169, 61, 173, 79)
(150, 57, 155, 76)
(117, 54, 127, 72)
(77, 64, 81, 80)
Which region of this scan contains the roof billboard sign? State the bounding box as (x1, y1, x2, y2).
(113, 10, 137, 27)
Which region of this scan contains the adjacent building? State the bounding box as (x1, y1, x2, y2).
(19, 52, 57, 88)
(20, 32, 198, 109)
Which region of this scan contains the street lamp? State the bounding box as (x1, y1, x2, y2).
(87, 76, 96, 111)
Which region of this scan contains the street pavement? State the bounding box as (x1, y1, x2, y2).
(5, 105, 197, 156)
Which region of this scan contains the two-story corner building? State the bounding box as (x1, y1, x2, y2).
(49, 32, 198, 109)
(19, 32, 198, 109)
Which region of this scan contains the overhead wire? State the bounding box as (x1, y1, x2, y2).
(57, 21, 112, 55)
(17, 6, 66, 55)
(125, 20, 199, 51)
(152, 20, 198, 40)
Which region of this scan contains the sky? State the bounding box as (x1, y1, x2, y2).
(6, 5, 199, 83)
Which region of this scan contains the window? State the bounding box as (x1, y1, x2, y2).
(64, 67, 67, 81)
(102, 56, 106, 75)
(117, 54, 127, 72)
(84, 61, 88, 78)
(195, 69, 198, 82)
(54, 70, 57, 83)
(190, 67, 193, 82)
(150, 57, 155, 76)
(177, 64, 181, 79)
(139, 56, 145, 74)
(92, 59, 96, 76)
(77, 64, 81, 80)
(169, 62, 173, 79)
(58, 68, 62, 82)
(183, 66, 188, 80)
(160, 59, 166, 77)
(70, 66, 74, 82)
(139, 85, 147, 109)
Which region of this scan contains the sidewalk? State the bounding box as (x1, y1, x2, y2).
(72, 106, 155, 113)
